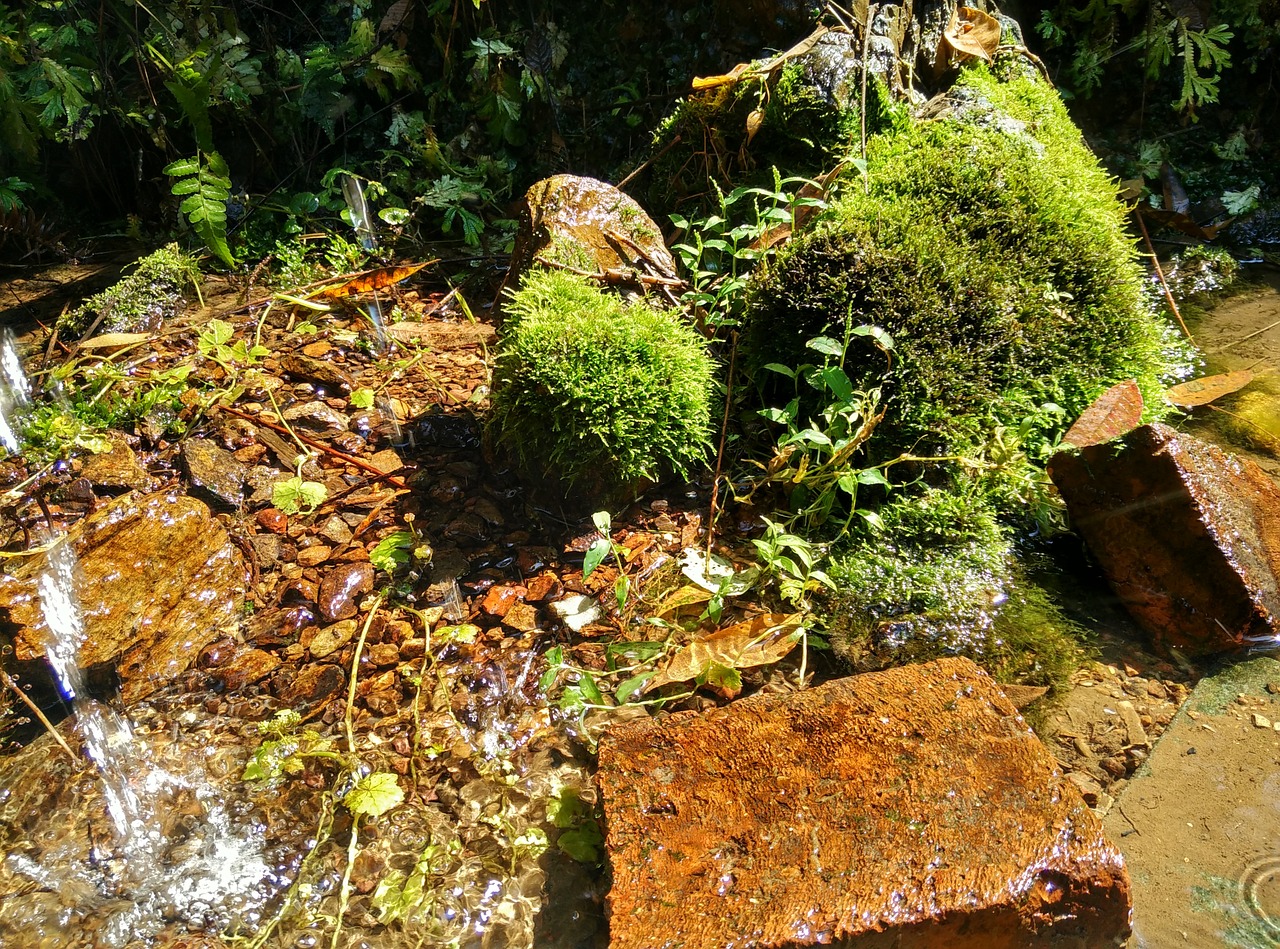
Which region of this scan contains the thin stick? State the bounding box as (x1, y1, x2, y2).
(617, 133, 683, 190)
(1, 667, 76, 760)
(706, 331, 739, 561)
(215, 404, 409, 489)
(1135, 211, 1193, 342)
(1211, 316, 1280, 354)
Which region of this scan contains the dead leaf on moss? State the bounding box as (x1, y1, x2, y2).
(1165, 370, 1254, 407)
(1062, 379, 1144, 448)
(643, 612, 803, 693)
(316, 262, 430, 300)
(937, 6, 1001, 70)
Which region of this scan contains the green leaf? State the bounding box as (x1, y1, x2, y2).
(762, 362, 796, 380)
(578, 672, 605, 706)
(851, 324, 895, 351)
(821, 366, 854, 402)
(582, 538, 609, 580)
(615, 672, 654, 703)
(345, 771, 404, 818)
(370, 530, 415, 572)
(557, 822, 603, 863)
(805, 336, 844, 357)
(272, 476, 328, 515)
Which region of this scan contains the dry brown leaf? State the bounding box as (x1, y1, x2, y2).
(1062, 379, 1144, 448)
(378, 0, 411, 35)
(653, 583, 713, 618)
(316, 262, 429, 300)
(1165, 370, 1254, 407)
(643, 613, 803, 693)
(939, 6, 1001, 66)
(77, 332, 151, 350)
(745, 108, 764, 144)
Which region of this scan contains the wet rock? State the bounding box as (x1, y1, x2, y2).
(181, 438, 248, 509)
(502, 602, 540, 634)
(507, 175, 677, 295)
(1049, 423, 1280, 654)
(317, 563, 374, 621)
(279, 353, 354, 394)
(80, 434, 152, 493)
(310, 619, 358, 659)
(480, 585, 523, 618)
(524, 573, 562, 603)
(212, 647, 281, 691)
(273, 663, 345, 705)
(550, 595, 604, 632)
(405, 412, 482, 451)
(317, 515, 353, 546)
(597, 657, 1131, 949)
(0, 492, 246, 701)
(369, 643, 400, 667)
(281, 400, 348, 432)
(257, 508, 288, 534)
(296, 544, 332, 568)
(368, 448, 403, 474)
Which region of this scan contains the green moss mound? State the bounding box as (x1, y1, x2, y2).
(746, 67, 1183, 484)
(489, 270, 714, 500)
(59, 244, 199, 337)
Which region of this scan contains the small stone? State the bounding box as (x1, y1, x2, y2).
(318, 515, 353, 546)
(249, 533, 282, 566)
(296, 545, 333, 568)
(318, 562, 375, 621)
(301, 341, 332, 358)
(280, 352, 354, 393)
(282, 400, 348, 432)
(274, 663, 345, 705)
(368, 448, 404, 474)
(181, 438, 247, 509)
(1118, 700, 1149, 748)
(480, 585, 523, 618)
(81, 435, 152, 492)
(1253, 712, 1272, 729)
(399, 638, 426, 660)
(213, 647, 281, 691)
(502, 602, 540, 634)
(525, 573, 562, 602)
(654, 513, 676, 532)
(1267, 681, 1280, 695)
(1146, 680, 1170, 700)
(257, 508, 289, 534)
(310, 619, 357, 659)
(550, 594, 604, 632)
(369, 643, 400, 666)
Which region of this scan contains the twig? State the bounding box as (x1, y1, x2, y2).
(1, 667, 77, 760)
(617, 133, 683, 190)
(1134, 211, 1194, 342)
(706, 331, 739, 561)
(345, 596, 382, 756)
(860, 4, 878, 183)
(532, 256, 687, 289)
(1211, 316, 1280, 354)
(214, 404, 409, 489)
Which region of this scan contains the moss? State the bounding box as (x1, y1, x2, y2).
(489, 270, 714, 502)
(746, 66, 1185, 519)
(824, 489, 1086, 693)
(59, 243, 199, 337)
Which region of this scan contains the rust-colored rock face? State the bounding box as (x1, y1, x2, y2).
(0, 491, 246, 700)
(598, 658, 1130, 949)
(508, 175, 677, 292)
(1049, 422, 1280, 654)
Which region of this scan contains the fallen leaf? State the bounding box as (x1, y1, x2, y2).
(643, 613, 803, 693)
(745, 108, 764, 144)
(653, 582, 713, 618)
(1165, 370, 1254, 407)
(316, 262, 430, 300)
(937, 6, 1001, 68)
(77, 332, 151, 349)
(1061, 379, 1144, 448)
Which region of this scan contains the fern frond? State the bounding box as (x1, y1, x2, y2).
(163, 150, 235, 267)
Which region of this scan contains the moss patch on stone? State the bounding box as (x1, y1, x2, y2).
(59, 243, 199, 337)
(489, 270, 714, 502)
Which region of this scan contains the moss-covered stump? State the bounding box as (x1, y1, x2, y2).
(489, 270, 713, 504)
(57, 243, 198, 338)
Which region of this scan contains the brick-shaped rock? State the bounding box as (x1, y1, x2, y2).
(598, 658, 1130, 949)
(1049, 422, 1280, 654)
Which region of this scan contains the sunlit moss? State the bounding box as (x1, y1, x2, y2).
(489, 270, 714, 502)
(58, 243, 199, 337)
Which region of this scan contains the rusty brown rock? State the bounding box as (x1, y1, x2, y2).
(80, 434, 152, 492)
(0, 491, 246, 701)
(480, 584, 523, 618)
(273, 663, 345, 706)
(507, 175, 677, 294)
(597, 657, 1131, 949)
(1049, 422, 1280, 654)
(211, 647, 281, 691)
(317, 562, 374, 621)
(280, 352, 354, 393)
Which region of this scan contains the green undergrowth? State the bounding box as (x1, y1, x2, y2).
(489, 270, 714, 502)
(58, 244, 200, 338)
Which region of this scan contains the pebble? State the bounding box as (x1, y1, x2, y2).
(296, 545, 333, 567)
(318, 562, 374, 621)
(310, 620, 357, 659)
(1253, 713, 1272, 729)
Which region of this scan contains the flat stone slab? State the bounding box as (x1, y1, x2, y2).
(1104, 655, 1280, 948)
(597, 657, 1131, 949)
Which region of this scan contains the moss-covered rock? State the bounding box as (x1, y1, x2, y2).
(489, 270, 714, 503)
(59, 243, 199, 338)
(746, 65, 1185, 505)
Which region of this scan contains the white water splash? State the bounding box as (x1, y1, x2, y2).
(0, 328, 31, 453)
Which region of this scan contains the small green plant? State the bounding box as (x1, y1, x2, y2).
(369, 529, 432, 574)
(165, 151, 235, 266)
(272, 475, 327, 515)
(546, 787, 603, 864)
(197, 318, 270, 371)
(751, 517, 835, 611)
(242, 709, 344, 782)
(489, 270, 714, 500)
(584, 510, 631, 613)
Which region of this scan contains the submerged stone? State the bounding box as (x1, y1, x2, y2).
(597, 657, 1130, 949)
(180, 437, 247, 509)
(0, 491, 246, 701)
(1049, 422, 1280, 655)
